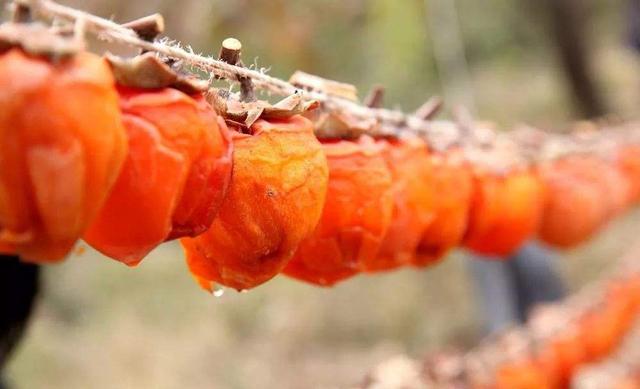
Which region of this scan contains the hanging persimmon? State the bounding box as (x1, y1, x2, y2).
(559, 155, 632, 217)
(415, 149, 472, 266)
(616, 144, 640, 204)
(361, 134, 435, 272)
(495, 359, 550, 389)
(464, 167, 544, 257)
(83, 79, 233, 265)
(538, 157, 610, 248)
(0, 42, 127, 262)
(283, 135, 393, 286)
(546, 330, 586, 388)
(181, 114, 329, 290)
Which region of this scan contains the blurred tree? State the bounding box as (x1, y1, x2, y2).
(532, 0, 608, 118)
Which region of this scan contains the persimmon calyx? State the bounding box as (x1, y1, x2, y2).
(208, 88, 318, 130)
(0, 22, 83, 57)
(105, 52, 208, 94)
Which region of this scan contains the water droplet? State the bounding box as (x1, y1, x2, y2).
(239, 289, 249, 294)
(213, 286, 225, 298)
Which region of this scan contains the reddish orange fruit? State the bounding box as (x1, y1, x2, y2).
(0, 49, 127, 262)
(548, 331, 586, 388)
(181, 115, 328, 290)
(83, 87, 232, 265)
(283, 135, 394, 286)
(362, 135, 435, 272)
(464, 168, 544, 256)
(538, 158, 610, 248)
(495, 359, 550, 389)
(415, 149, 472, 266)
(616, 145, 640, 204)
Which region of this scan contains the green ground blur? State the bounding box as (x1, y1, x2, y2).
(5, 0, 640, 388)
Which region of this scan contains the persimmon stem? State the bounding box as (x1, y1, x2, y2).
(414, 96, 443, 120)
(123, 14, 164, 42)
(218, 38, 255, 102)
(11, 2, 32, 23)
(363, 85, 384, 108)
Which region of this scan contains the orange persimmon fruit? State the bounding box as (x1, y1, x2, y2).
(361, 135, 435, 272)
(414, 149, 472, 266)
(616, 144, 640, 204)
(283, 135, 393, 286)
(0, 48, 127, 262)
(547, 331, 586, 388)
(464, 168, 544, 256)
(495, 359, 550, 389)
(538, 158, 610, 248)
(181, 115, 328, 290)
(83, 87, 232, 265)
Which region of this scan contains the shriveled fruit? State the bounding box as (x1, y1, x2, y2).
(415, 149, 472, 266)
(0, 49, 127, 262)
(362, 135, 435, 272)
(283, 135, 393, 286)
(182, 115, 328, 290)
(464, 168, 544, 256)
(83, 87, 232, 265)
(538, 157, 610, 248)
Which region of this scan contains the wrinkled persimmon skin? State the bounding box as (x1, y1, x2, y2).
(283, 135, 394, 286)
(363, 135, 435, 272)
(415, 150, 472, 266)
(0, 49, 127, 262)
(182, 115, 328, 290)
(83, 87, 232, 265)
(464, 168, 544, 256)
(538, 158, 610, 248)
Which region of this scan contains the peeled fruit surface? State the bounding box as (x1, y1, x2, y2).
(182, 115, 328, 290)
(538, 157, 611, 248)
(415, 150, 472, 266)
(0, 49, 127, 262)
(464, 168, 544, 256)
(283, 135, 393, 286)
(84, 87, 232, 265)
(363, 135, 435, 272)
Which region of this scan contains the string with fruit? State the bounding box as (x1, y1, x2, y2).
(0, 0, 639, 298)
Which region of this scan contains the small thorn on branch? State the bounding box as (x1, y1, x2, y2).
(414, 96, 443, 121)
(217, 37, 255, 102)
(123, 14, 165, 42)
(11, 1, 32, 23)
(363, 85, 385, 108)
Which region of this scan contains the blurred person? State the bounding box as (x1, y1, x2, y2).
(467, 242, 566, 335)
(0, 256, 40, 389)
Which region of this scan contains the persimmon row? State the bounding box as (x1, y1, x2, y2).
(490, 275, 640, 389)
(423, 274, 640, 388)
(1, 47, 639, 291)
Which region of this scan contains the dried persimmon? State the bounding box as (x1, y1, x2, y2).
(464, 168, 544, 256)
(415, 149, 472, 266)
(0, 48, 127, 262)
(362, 135, 435, 272)
(83, 86, 232, 265)
(616, 144, 640, 204)
(181, 115, 328, 290)
(538, 157, 610, 248)
(283, 135, 393, 286)
(495, 359, 549, 389)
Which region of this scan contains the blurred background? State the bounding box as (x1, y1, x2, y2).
(4, 0, 640, 388)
